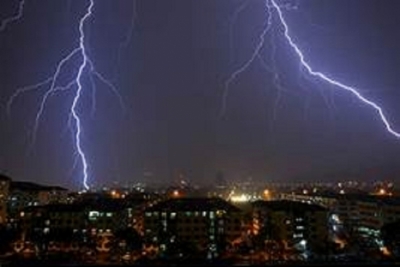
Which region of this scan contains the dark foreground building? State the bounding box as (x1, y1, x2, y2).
(144, 197, 242, 260)
(252, 200, 329, 255)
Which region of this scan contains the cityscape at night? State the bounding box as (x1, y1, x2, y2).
(1, 0, 400, 266)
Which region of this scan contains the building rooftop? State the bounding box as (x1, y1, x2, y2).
(10, 181, 67, 192)
(23, 203, 85, 213)
(78, 196, 147, 210)
(253, 200, 327, 212)
(289, 191, 400, 207)
(23, 199, 134, 213)
(146, 197, 241, 212)
(45, 203, 86, 212)
(336, 194, 400, 206)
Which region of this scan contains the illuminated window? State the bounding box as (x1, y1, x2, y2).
(89, 211, 99, 220)
(89, 211, 99, 217)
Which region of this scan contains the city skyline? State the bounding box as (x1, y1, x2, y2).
(1, 0, 400, 189)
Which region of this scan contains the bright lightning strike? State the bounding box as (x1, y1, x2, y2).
(224, 0, 400, 138)
(7, 0, 125, 191)
(71, 0, 94, 191)
(33, 48, 81, 143)
(0, 0, 25, 31)
(268, 0, 400, 138)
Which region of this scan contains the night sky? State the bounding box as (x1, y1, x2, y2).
(1, 0, 400, 189)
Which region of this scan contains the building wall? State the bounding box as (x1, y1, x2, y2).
(48, 210, 86, 230)
(87, 210, 124, 233)
(280, 194, 400, 239)
(306, 211, 328, 250)
(38, 190, 68, 205)
(0, 178, 10, 224)
(8, 190, 40, 219)
(337, 197, 400, 238)
(252, 202, 328, 252)
(280, 193, 337, 210)
(144, 209, 242, 257)
(383, 205, 400, 224)
(20, 203, 140, 244)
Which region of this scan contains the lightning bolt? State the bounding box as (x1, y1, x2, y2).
(115, 0, 137, 87)
(70, 0, 94, 191)
(229, 1, 250, 61)
(268, 0, 400, 138)
(221, 1, 300, 120)
(117, 0, 137, 61)
(6, 0, 125, 191)
(220, 1, 273, 119)
(224, 0, 400, 139)
(0, 0, 25, 31)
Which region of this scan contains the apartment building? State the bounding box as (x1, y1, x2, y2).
(252, 200, 329, 253)
(143, 197, 242, 259)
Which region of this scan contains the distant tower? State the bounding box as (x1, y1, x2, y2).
(215, 171, 227, 189)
